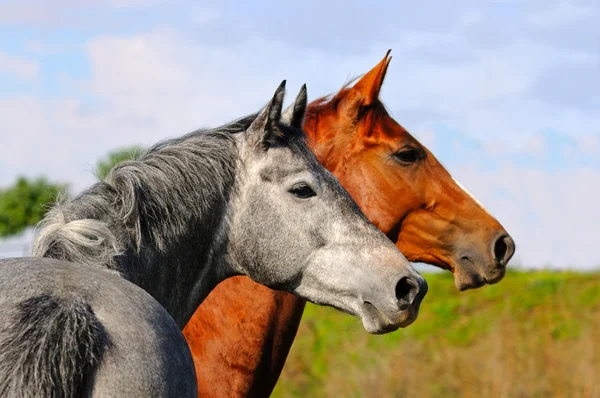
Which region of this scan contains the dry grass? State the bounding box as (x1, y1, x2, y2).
(272, 270, 600, 398)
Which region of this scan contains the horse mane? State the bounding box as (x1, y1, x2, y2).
(32, 115, 258, 271)
(308, 74, 390, 113)
(305, 76, 390, 135)
(307, 78, 358, 111)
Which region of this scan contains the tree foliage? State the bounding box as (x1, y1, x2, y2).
(0, 146, 144, 238)
(0, 177, 67, 237)
(95, 146, 144, 181)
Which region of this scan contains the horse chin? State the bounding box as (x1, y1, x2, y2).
(359, 302, 419, 334)
(452, 258, 507, 291)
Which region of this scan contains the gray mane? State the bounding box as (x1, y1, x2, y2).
(32, 115, 257, 271)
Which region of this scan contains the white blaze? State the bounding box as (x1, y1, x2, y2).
(452, 177, 493, 217)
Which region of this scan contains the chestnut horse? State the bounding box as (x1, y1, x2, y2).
(183, 51, 515, 397)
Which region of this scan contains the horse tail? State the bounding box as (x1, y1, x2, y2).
(0, 294, 110, 398)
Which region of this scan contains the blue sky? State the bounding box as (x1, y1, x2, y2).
(0, 0, 598, 268)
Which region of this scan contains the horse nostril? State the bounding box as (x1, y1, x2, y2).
(493, 234, 516, 265)
(494, 238, 507, 261)
(395, 277, 417, 303)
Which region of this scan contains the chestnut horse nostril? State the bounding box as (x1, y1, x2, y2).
(395, 277, 417, 303)
(493, 234, 516, 265)
(494, 238, 507, 262)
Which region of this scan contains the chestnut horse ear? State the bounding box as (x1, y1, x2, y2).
(248, 80, 286, 148)
(351, 49, 392, 107)
(281, 84, 307, 128)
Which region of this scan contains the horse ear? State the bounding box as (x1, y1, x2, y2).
(281, 84, 307, 128)
(350, 49, 392, 108)
(248, 80, 286, 148)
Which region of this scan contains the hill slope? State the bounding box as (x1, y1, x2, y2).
(273, 270, 600, 397)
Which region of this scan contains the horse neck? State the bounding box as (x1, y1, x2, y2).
(125, 188, 233, 328)
(34, 132, 239, 327)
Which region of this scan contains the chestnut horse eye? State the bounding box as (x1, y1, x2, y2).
(289, 183, 316, 199)
(393, 149, 419, 164)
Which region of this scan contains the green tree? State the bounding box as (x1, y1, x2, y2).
(0, 146, 143, 238)
(0, 177, 68, 237)
(96, 146, 144, 180)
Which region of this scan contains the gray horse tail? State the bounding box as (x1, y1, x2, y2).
(0, 294, 110, 398)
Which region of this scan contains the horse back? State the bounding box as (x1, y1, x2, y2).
(0, 257, 197, 397)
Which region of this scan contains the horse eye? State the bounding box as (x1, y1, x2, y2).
(289, 184, 316, 199)
(393, 148, 419, 164)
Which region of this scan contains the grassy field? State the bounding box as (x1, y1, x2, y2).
(272, 270, 600, 398)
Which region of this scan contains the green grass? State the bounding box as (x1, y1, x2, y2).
(273, 270, 600, 397)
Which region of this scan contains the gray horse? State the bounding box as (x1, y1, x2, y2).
(0, 81, 427, 397)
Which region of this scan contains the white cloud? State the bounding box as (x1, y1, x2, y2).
(0, 0, 172, 26)
(523, 134, 546, 156)
(0, 95, 53, 166)
(0, 95, 106, 192)
(576, 135, 599, 156)
(0, 30, 381, 191)
(23, 39, 81, 55)
(0, 1, 598, 269)
(74, 29, 411, 142)
(451, 164, 600, 269)
(382, 35, 600, 149)
(188, 6, 221, 25)
(527, 0, 597, 27)
(0, 51, 39, 80)
(413, 130, 436, 149)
